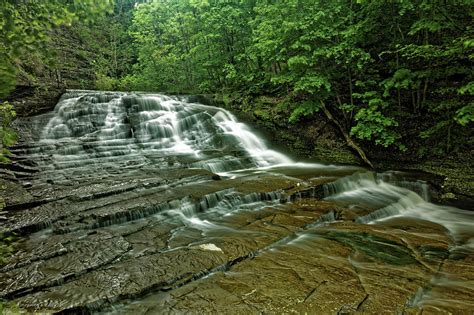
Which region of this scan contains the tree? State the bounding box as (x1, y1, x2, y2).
(0, 0, 113, 98)
(4, 0, 471, 162)
(250, 0, 472, 158)
(0, 0, 113, 161)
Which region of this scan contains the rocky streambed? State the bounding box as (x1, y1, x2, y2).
(1, 91, 473, 314)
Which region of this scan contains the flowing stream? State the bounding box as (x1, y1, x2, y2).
(1, 91, 473, 313)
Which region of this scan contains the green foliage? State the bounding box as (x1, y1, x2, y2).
(127, 0, 255, 93)
(350, 90, 401, 148)
(456, 82, 474, 126)
(0, 230, 18, 311)
(0, 0, 113, 98)
(95, 73, 118, 91)
(289, 101, 320, 123)
(0, 102, 18, 162)
(0, 299, 20, 314)
(351, 108, 401, 148)
(459, 81, 474, 96)
(383, 69, 416, 95)
(455, 103, 474, 126)
(2, 0, 472, 157)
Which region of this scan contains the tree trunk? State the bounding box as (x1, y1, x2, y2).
(320, 101, 374, 168)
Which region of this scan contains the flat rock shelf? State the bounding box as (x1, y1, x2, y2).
(1, 91, 473, 314)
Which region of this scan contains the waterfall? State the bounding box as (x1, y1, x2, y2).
(4, 90, 473, 314)
(38, 91, 291, 175)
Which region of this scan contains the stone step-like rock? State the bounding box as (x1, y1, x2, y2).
(0, 234, 131, 299)
(105, 203, 457, 315)
(0, 162, 39, 174)
(7, 199, 330, 313)
(1, 172, 303, 235)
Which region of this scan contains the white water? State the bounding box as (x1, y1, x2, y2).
(38, 92, 472, 232)
(38, 92, 472, 222)
(324, 172, 474, 245)
(36, 91, 473, 246)
(39, 91, 291, 175)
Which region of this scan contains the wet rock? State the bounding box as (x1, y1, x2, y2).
(2, 91, 473, 314)
(3, 189, 474, 314)
(7, 85, 64, 117)
(14, 247, 228, 312)
(101, 201, 474, 314)
(0, 233, 131, 299)
(0, 176, 35, 209)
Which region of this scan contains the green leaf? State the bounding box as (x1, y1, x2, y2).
(289, 101, 320, 123)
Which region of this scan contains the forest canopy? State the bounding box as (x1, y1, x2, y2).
(1, 0, 473, 159)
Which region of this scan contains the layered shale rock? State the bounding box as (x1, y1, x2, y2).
(1, 91, 472, 314)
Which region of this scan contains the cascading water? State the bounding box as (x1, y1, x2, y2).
(323, 172, 474, 245)
(2, 90, 473, 314)
(37, 91, 474, 253)
(321, 170, 474, 311)
(39, 91, 290, 177)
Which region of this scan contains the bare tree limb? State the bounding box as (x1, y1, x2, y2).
(319, 100, 374, 168)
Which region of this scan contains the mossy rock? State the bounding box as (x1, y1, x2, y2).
(311, 146, 361, 165)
